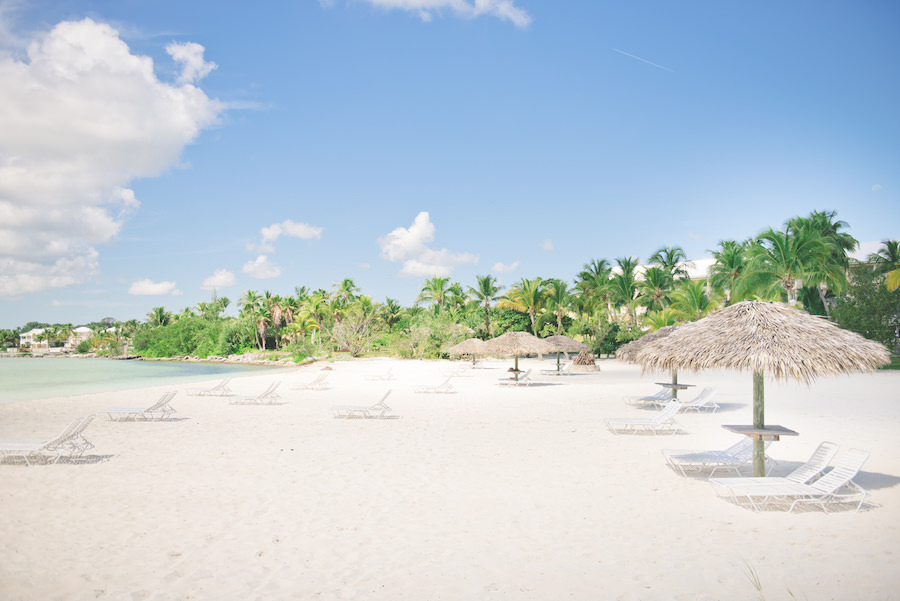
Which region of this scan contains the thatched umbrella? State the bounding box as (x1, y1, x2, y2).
(544, 334, 589, 372)
(624, 300, 891, 476)
(483, 331, 555, 381)
(617, 325, 684, 397)
(446, 338, 486, 365)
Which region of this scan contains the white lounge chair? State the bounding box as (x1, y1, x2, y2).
(605, 400, 683, 435)
(0, 415, 95, 466)
(623, 387, 673, 407)
(185, 378, 233, 396)
(540, 362, 574, 376)
(291, 373, 330, 391)
(103, 391, 178, 421)
(709, 441, 840, 488)
(662, 437, 773, 477)
(678, 387, 719, 412)
(230, 381, 282, 405)
(330, 390, 398, 419)
(366, 368, 395, 381)
(413, 376, 456, 394)
(712, 448, 869, 513)
(498, 369, 534, 387)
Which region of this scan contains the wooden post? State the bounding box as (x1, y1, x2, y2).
(753, 371, 765, 477)
(672, 370, 679, 399)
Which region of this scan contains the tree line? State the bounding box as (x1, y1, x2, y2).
(5, 211, 899, 359)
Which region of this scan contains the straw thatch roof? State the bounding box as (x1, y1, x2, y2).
(544, 335, 589, 353)
(446, 338, 486, 356)
(482, 331, 555, 355)
(615, 325, 679, 363)
(627, 300, 891, 383)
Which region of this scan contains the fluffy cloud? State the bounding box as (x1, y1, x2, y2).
(334, 0, 532, 28)
(242, 255, 282, 279)
(201, 268, 236, 290)
(491, 260, 519, 274)
(248, 219, 323, 253)
(0, 18, 223, 297)
(167, 41, 217, 85)
(541, 239, 554, 251)
(128, 279, 181, 296)
(378, 212, 477, 278)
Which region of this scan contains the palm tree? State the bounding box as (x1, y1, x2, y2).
(636, 266, 673, 312)
(147, 306, 172, 327)
(541, 278, 573, 334)
(468, 274, 503, 337)
(708, 240, 748, 305)
(331, 278, 359, 309)
(264, 292, 284, 348)
(417, 275, 451, 313)
(787, 210, 857, 311)
(499, 277, 548, 334)
(609, 257, 640, 321)
(239, 290, 261, 316)
(649, 246, 690, 280)
(868, 240, 900, 291)
(380, 297, 404, 330)
(304, 292, 331, 351)
(575, 258, 612, 318)
(670, 279, 715, 322)
(251, 304, 272, 351)
(644, 307, 679, 330)
(739, 228, 836, 305)
(446, 283, 467, 315)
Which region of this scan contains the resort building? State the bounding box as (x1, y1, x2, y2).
(65, 327, 94, 351)
(19, 328, 48, 352)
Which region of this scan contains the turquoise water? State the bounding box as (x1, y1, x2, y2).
(0, 357, 289, 404)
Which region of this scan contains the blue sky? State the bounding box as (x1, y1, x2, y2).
(1, 0, 898, 329)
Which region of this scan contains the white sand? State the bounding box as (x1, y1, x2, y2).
(1, 356, 899, 600)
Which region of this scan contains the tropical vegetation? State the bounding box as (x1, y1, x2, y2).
(6, 211, 898, 361)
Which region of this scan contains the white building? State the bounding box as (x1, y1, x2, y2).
(65, 327, 94, 351)
(19, 328, 48, 352)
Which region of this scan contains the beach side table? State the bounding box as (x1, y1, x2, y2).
(655, 382, 694, 399)
(722, 424, 800, 442)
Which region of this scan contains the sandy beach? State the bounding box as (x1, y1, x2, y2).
(1, 356, 899, 600)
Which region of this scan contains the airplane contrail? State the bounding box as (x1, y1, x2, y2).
(612, 48, 674, 72)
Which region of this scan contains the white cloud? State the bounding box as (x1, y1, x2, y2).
(201, 268, 235, 290)
(242, 255, 282, 279)
(378, 211, 477, 278)
(128, 278, 180, 296)
(872, 184, 882, 191)
(492, 260, 519, 274)
(248, 219, 323, 253)
(339, 0, 532, 28)
(541, 239, 554, 251)
(166, 41, 217, 85)
(0, 18, 224, 298)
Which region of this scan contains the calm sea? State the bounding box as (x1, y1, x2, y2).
(0, 357, 289, 404)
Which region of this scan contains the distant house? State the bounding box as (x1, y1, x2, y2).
(19, 328, 48, 352)
(65, 327, 94, 351)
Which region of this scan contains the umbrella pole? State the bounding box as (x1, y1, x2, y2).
(671, 370, 679, 399)
(753, 371, 766, 477)
(515, 354, 520, 381)
(557, 352, 561, 372)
